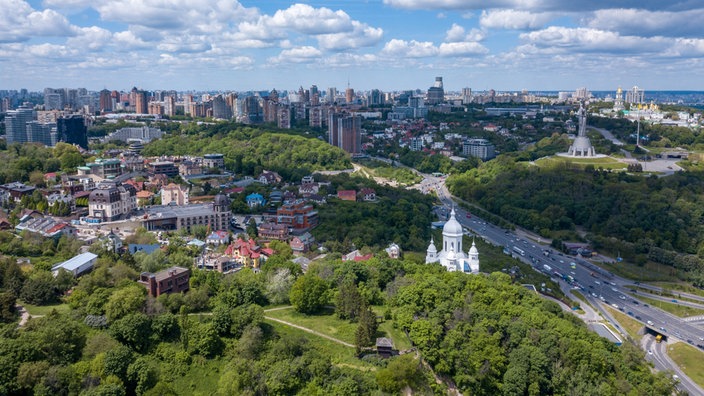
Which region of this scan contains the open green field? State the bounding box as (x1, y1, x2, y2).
(264, 306, 357, 344)
(18, 300, 70, 316)
(265, 320, 377, 371)
(596, 259, 678, 283)
(264, 306, 412, 351)
(605, 306, 643, 342)
(534, 156, 628, 170)
(628, 294, 704, 318)
(353, 160, 422, 186)
(668, 343, 704, 389)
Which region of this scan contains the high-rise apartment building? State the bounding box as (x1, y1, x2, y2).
(327, 87, 337, 103)
(26, 121, 56, 146)
(338, 115, 361, 154)
(4, 106, 35, 144)
(427, 77, 444, 104)
(44, 88, 65, 110)
(134, 90, 148, 114)
(625, 86, 645, 104)
(345, 87, 354, 104)
(328, 112, 342, 147)
(99, 89, 112, 112)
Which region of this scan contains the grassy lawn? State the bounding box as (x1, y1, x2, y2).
(265, 320, 377, 371)
(605, 306, 643, 342)
(628, 294, 704, 318)
(650, 282, 704, 299)
(596, 259, 678, 282)
(171, 356, 223, 396)
(377, 320, 411, 351)
(264, 306, 358, 345)
(668, 343, 704, 389)
(18, 300, 70, 316)
(265, 306, 413, 352)
(534, 156, 628, 170)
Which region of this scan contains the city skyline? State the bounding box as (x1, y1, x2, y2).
(3, 0, 704, 91)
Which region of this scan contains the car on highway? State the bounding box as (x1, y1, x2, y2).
(647, 320, 654, 325)
(647, 350, 653, 355)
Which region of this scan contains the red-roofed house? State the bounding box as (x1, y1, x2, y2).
(337, 190, 356, 201)
(226, 238, 267, 269)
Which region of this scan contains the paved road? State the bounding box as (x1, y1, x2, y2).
(644, 336, 704, 395)
(590, 126, 624, 146)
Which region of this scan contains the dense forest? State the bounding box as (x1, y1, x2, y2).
(312, 174, 435, 252)
(447, 155, 704, 284)
(141, 123, 351, 181)
(0, 246, 676, 395)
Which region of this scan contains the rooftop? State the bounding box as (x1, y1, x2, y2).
(52, 252, 97, 272)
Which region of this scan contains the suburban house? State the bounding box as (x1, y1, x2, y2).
(337, 190, 356, 201)
(258, 170, 282, 185)
(246, 193, 265, 208)
(289, 232, 314, 254)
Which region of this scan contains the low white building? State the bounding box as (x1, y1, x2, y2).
(52, 252, 98, 277)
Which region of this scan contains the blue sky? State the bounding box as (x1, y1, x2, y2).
(3, 0, 704, 92)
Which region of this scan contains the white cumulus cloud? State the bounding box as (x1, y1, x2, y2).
(480, 9, 555, 30)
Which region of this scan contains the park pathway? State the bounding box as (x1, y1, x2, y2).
(263, 315, 356, 348)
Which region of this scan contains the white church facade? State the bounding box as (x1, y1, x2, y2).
(425, 208, 479, 273)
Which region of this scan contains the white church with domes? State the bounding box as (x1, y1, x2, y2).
(425, 208, 480, 273)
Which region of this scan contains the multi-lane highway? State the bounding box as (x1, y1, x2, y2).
(429, 175, 704, 394)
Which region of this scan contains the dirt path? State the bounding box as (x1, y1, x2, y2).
(263, 305, 294, 312)
(263, 315, 356, 348)
(16, 304, 30, 328)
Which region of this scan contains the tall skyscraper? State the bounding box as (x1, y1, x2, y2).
(461, 88, 472, 104)
(345, 87, 354, 104)
(164, 95, 176, 116)
(427, 77, 444, 104)
(43, 88, 65, 110)
(625, 86, 645, 104)
(326, 87, 337, 104)
(56, 115, 88, 148)
(134, 90, 148, 114)
(328, 113, 342, 147)
(4, 106, 35, 144)
(26, 121, 56, 146)
(338, 115, 362, 154)
(99, 89, 112, 112)
(211, 95, 232, 119)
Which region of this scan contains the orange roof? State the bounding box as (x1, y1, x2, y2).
(136, 190, 154, 199)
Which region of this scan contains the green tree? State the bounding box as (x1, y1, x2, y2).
(20, 271, 56, 305)
(289, 274, 328, 314)
(109, 313, 152, 351)
(0, 291, 17, 322)
(375, 354, 424, 393)
(104, 285, 146, 322)
(103, 345, 134, 383)
(335, 276, 363, 321)
(355, 302, 377, 352)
